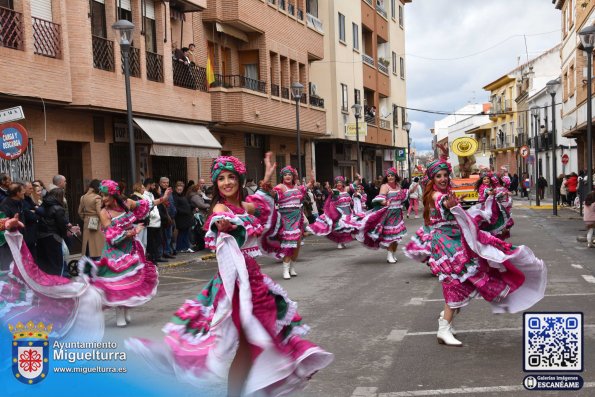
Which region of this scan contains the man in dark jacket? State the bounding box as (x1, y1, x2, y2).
(0, 182, 27, 241)
(36, 189, 69, 275)
(0, 174, 11, 202)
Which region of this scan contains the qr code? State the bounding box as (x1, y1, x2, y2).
(524, 313, 583, 372)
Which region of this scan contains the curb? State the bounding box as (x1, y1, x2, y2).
(160, 253, 216, 269)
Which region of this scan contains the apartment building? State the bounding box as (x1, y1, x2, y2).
(199, 0, 327, 183)
(310, 0, 411, 183)
(554, 0, 594, 175)
(0, 0, 217, 221)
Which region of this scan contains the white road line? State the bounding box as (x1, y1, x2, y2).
(377, 382, 595, 396)
(351, 387, 378, 397)
(387, 330, 408, 342)
(406, 297, 424, 306)
(420, 292, 595, 303)
(571, 264, 584, 269)
(405, 324, 595, 337)
(582, 275, 595, 284)
(159, 275, 206, 282)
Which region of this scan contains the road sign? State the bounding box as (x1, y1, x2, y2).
(526, 155, 535, 164)
(562, 154, 569, 165)
(520, 145, 530, 158)
(0, 106, 25, 124)
(0, 122, 29, 160)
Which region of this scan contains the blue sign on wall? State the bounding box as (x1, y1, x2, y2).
(0, 122, 29, 160)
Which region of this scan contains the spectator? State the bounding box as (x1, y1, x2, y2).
(33, 179, 47, 198)
(244, 178, 258, 196)
(48, 174, 68, 218)
(31, 181, 44, 205)
(36, 188, 69, 276)
(0, 174, 11, 202)
(560, 175, 569, 206)
(306, 185, 319, 224)
(144, 178, 164, 263)
(173, 181, 194, 253)
(187, 43, 196, 64)
(566, 172, 578, 205)
(187, 179, 209, 251)
(154, 177, 176, 258)
(185, 180, 195, 196)
(537, 176, 548, 200)
(129, 182, 149, 249)
(585, 191, 595, 248)
(78, 179, 104, 260)
(510, 174, 519, 196)
(22, 181, 40, 256)
(407, 177, 422, 219)
(1, 183, 27, 247)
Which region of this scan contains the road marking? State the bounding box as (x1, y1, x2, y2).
(571, 264, 584, 269)
(159, 275, 207, 282)
(420, 292, 595, 303)
(387, 329, 408, 342)
(351, 387, 378, 397)
(582, 275, 595, 284)
(406, 297, 424, 306)
(377, 382, 595, 396)
(405, 324, 595, 337)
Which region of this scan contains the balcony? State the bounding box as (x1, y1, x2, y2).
(271, 83, 280, 97)
(363, 0, 373, 6)
(297, 8, 304, 20)
(378, 118, 390, 130)
(362, 54, 375, 67)
(376, 2, 388, 18)
(307, 13, 324, 33)
(0, 6, 23, 50)
(32, 17, 61, 58)
(377, 61, 389, 75)
(279, 0, 286, 11)
(121, 47, 141, 78)
(146, 51, 164, 82)
(515, 133, 527, 148)
(300, 94, 307, 104)
(92, 35, 115, 72)
(364, 114, 376, 125)
(309, 96, 324, 108)
(212, 74, 266, 93)
(287, 3, 295, 16)
(172, 60, 207, 91)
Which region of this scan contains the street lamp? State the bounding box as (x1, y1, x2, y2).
(579, 25, 595, 196)
(530, 105, 540, 206)
(291, 82, 304, 180)
(546, 77, 560, 216)
(403, 122, 412, 179)
(351, 103, 362, 174)
(113, 19, 137, 185)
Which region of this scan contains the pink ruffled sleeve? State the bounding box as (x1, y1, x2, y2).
(132, 199, 151, 221)
(104, 224, 127, 246)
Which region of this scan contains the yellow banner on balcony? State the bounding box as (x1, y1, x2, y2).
(345, 122, 367, 137)
(451, 137, 478, 157)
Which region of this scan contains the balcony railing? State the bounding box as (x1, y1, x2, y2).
(306, 13, 324, 33)
(146, 51, 164, 82)
(362, 54, 375, 67)
(121, 47, 141, 78)
(32, 17, 61, 58)
(212, 74, 266, 93)
(271, 83, 280, 97)
(288, 3, 295, 15)
(297, 8, 304, 20)
(364, 114, 376, 125)
(379, 118, 390, 130)
(281, 86, 290, 99)
(92, 35, 115, 72)
(279, 0, 286, 11)
(515, 133, 527, 148)
(364, 0, 373, 6)
(0, 6, 24, 50)
(377, 62, 389, 74)
(309, 96, 324, 108)
(504, 99, 512, 111)
(376, 4, 388, 18)
(300, 94, 307, 104)
(268, 0, 275, 4)
(172, 60, 207, 91)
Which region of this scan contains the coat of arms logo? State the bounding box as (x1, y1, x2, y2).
(9, 321, 52, 384)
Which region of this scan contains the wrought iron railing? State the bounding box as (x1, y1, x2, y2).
(279, 0, 286, 11)
(146, 51, 164, 82)
(363, 0, 373, 6)
(121, 46, 141, 78)
(309, 96, 324, 108)
(172, 60, 207, 91)
(377, 62, 389, 74)
(92, 35, 115, 71)
(379, 118, 391, 130)
(0, 6, 23, 50)
(211, 74, 266, 93)
(288, 3, 295, 15)
(281, 86, 290, 99)
(362, 54, 375, 67)
(376, 3, 387, 18)
(271, 83, 280, 97)
(364, 114, 377, 125)
(32, 17, 61, 58)
(297, 8, 304, 20)
(300, 94, 307, 104)
(306, 13, 324, 33)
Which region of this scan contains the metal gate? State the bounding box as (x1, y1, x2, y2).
(151, 155, 187, 184)
(0, 138, 34, 181)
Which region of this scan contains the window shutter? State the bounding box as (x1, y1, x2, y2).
(30, 0, 53, 21)
(120, 0, 131, 11)
(145, 0, 155, 19)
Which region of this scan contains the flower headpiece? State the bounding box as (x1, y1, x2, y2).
(421, 158, 452, 188)
(211, 156, 246, 184)
(480, 170, 499, 186)
(334, 176, 345, 184)
(99, 180, 120, 196)
(501, 175, 511, 188)
(385, 167, 399, 177)
(279, 165, 298, 181)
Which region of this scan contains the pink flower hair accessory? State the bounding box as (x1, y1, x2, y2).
(99, 180, 120, 196)
(385, 167, 399, 177)
(211, 156, 247, 183)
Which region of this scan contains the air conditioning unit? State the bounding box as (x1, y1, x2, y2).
(310, 83, 318, 97)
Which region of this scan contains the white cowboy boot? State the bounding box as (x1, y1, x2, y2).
(440, 310, 457, 335)
(387, 250, 396, 263)
(437, 317, 462, 346)
(125, 307, 132, 324)
(587, 228, 594, 248)
(391, 250, 398, 262)
(337, 243, 344, 249)
(116, 307, 127, 327)
(289, 262, 298, 277)
(282, 261, 291, 280)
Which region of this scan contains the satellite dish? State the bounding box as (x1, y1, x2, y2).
(380, 106, 388, 118)
(310, 83, 318, 96)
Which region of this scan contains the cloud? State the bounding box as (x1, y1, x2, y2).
(405, 0, 560, 152)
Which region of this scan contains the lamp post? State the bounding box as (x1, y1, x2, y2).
(546, 78, 560, 216)
(113, 19, 136, 185)
(291, 82, 304, 180)
(530, 105, 540, 206)
(403, 122, 412, 179)
(351, 103, 362, 174)
(579, 25, 595, 196)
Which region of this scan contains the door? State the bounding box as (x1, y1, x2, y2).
(151, 156, 187, 185)
(244, 134, 265, 182)
(57, 141, 84, 225)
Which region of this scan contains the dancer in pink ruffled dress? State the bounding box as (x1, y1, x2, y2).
(126, 153, 332, 397)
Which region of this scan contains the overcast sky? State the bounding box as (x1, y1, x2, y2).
(405, 0, 562, 152)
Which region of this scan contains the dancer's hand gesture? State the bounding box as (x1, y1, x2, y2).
(216, 219, 237, 232)
(444, 194, 459, 209)
(263, 151, 277, 183)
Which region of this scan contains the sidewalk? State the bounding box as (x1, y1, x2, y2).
(65, 248, 215, 269)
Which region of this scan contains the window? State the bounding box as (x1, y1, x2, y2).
(338, 13, 346, 42)
(118, 0, 132, 23)
(354, 89, 361, 105)
(392, 52, 397, 74)
(352, 23, 359, 50)
(306, 0, 318, 17)
(399, 57, 405, 79)
(401, 107, 406, 128)
(399, 5, 403, 27)
(341, 83, 348, 112)
(391, 0, 396, 20)
(91, 0, 107, 38)
(569, 63, 575, 98)
(393, 104, 398, 125)
(144, 0, 157, 53)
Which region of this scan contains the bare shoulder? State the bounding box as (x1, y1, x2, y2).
(213, 203, 229, 213)
(274, 184, 287, 192)
(379, 184, 389, 195)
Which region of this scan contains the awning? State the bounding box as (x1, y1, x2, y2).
(133, 117, 221, 158)
(216, 22, 249, 42)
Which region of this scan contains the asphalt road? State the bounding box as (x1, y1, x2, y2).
(104, 204, 595, 397)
